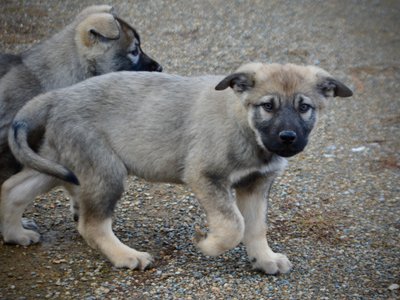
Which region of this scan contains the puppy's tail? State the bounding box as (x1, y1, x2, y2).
(8, 94, 80, 185)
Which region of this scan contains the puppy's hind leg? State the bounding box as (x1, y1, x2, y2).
(76, 163, 152, 270)
(1, 169, 57, 245)
(78, 215, 153, 270)
(236, 175, 292, 275)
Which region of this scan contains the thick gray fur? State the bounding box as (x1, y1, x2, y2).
(0, 5, 161, 186)
(2, 63, 352, 273)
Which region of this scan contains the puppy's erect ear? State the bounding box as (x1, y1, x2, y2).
(318, 77, 353, 98)
(215, 72, 255, 93)
(77, 13, 120, 47)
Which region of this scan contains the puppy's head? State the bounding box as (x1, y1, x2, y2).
(74, 6, 162, 75)
(216, 63, 353, 157)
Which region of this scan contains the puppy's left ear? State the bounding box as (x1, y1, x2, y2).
(318, 77, 353, 98)
(215, 72, 255, 93)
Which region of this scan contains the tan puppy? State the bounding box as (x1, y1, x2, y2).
(2, 63, 352, 273)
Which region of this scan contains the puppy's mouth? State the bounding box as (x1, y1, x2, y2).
(271, 148, 303, 158)
(264, 143, 306, 158)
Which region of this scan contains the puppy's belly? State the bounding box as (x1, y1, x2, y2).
(128, 160, 184, 184)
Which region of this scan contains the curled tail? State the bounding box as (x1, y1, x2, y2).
(8, 94, 79, 185)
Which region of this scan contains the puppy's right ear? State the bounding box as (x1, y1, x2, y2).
(215, 72, 255, 93)
(77, 13, 120, 47)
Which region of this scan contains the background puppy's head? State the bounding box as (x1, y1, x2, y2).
(216, 63, 353, 157)
(75, 7, 162, 75)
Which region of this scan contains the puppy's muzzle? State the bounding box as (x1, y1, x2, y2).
(279, 130, 297, 144)
(265, 130, 305, 158)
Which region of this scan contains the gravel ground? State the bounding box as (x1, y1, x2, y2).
(0, 0, 399, 299)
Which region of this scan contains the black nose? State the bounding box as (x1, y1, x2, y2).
(279, 131, 297, 144)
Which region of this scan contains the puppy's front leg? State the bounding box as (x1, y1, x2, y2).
(189, 176, 244, 257)
(236, 175, 292, 274)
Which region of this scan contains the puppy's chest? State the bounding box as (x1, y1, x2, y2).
(229, 156, 288, 188)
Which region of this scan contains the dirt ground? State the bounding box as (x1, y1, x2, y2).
(0, 0, 399, 299)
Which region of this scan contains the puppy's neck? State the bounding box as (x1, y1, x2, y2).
(22, 31, 85, 91)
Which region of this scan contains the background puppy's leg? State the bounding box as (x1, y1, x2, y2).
(235, 174, 292, 274)
(189, 176, 244, 256)
(0, 169, 57, 245)
(64, 187, 80, 222)
(70, 197, 80, 222)
(62, 185, 80, 222)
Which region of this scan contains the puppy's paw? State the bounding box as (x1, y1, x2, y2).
(21, 218, 39, 231)
(3, 228, 40, 246)
(109, 249, 153, 270)
(251, 252, 292, 275)
(196, 234, 225, 256)
(193, 225, 220, 256)
(194, 229, 242, 257)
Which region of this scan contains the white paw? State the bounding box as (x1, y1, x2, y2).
(3, 227, 40, 246)
(250, 252, 292, 274)
(196, 234, 224, 256)
(193, 224, 244, 256)
(193, 226, 242, 257)
(109, 249, 153, 270)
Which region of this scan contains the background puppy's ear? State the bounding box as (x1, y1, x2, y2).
(318, 77, 353, 98)
(76, 5, 116, 20)
(215, 72, 255, 93)
(77, 13, 120, 47)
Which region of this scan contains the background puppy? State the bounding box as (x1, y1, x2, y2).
(0, 5, 162, 188)
(2, 63, 352, 273)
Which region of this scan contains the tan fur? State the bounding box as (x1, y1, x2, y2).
(1, 63, 352, 273)
(75, 5, 115, 19)
(76, 13, 121, 48)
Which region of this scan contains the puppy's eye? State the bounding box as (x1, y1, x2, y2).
(131, 48, 139, 56)
(299, 103, 312, 113)
(261, 102, 274, 112)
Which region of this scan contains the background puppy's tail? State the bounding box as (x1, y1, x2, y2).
(8, 95, 80, 185)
